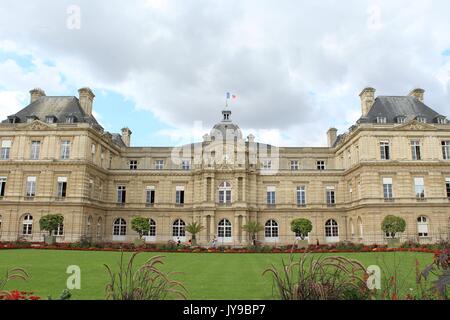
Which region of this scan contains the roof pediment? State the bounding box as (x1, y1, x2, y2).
(394, 120, 437, 131)
(22, 120, 53, 131)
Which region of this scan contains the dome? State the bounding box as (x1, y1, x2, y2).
(210, 110, 243, 141)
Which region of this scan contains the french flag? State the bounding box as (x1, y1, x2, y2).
(226, 92, 237, 100)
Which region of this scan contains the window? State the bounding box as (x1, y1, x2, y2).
(182, 160, 190, 170)
(55, 223, 64, 236)
(144, 219, 156, 237)
(91, 144, 96, 155)
(173, 219, 186, 237)
(417, 216, 429, 237)
(22, 214, 33, 235)
(129, 160, 138, 170)
(218, 219, 232, 238)
(113, 218, 127, 236)
(442, 141, 450, 160)
(265, 220, 279, 239)
(117, 186, 126, 204)
(411, 140, 421, 160)
(377, 117, 387, 124)
(326, 186, 335, 206)
(60, 140, 71, 160)
(0, 177, 6, 197)
(218, 181, 232, 204)
(414, 177, 425, 199)
(380, 141, 390, 160)
(30, 141, 40, 160)
(417, 117, 427, 123)
(262, 160, 272, 170)
(445, 178, 450, 199)
(176, 186, 185, 205)
(325, 219, 339, 237)
(155, 160, 164, 170)
(57, 177, 68, 198)
(46, 116, 55, 124)
(316, 160, 326, 171)
(396, 116, 406, 124)
(146, 186, 155, 206)
(26, 177, 36, 197)
(267, 186, 276, 205)
(65, 116, 75, 124)
(383, 177, 393, 200)
(1, 140, 11, 160)
(436, 117, 447, 124)
(296, 186, 306, 206)
(290, 160, 299, 171)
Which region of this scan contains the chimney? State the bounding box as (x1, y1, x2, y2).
(359, 87, 376, 117)
(78, 87, 95, 116)
(29, 88, 46, 103)
(327, 128, 338, 148)
(409, 88, 425, 102)
(121, 127, 132, 147)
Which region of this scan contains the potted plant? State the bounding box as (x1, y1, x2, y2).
(39, 214, 64, 245)
(381, 215, 406, 248)
(291, 218, 312, 249)
(131, 216, 150, 247)
(185, 221, 205, 246)
(242, 221, 264, 246)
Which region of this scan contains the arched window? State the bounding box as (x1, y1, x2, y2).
(265, 220, 279, 239)
(218, 181, 232, 204)
(349, 218, 354, 236)
(173, 219, 186, 238)
(357, 217, 363, 237)
(144, 219, 157, 237)
(97, 217, 102, 238)
(55, 223, 64, 236)
(417, 216, 429, 237)
(22, 214, 33, 235)
(325, 219, 339, 239)
(113, 218, 126, 236)
(218, 219, 232, 240)
(87, 216, 93, 234)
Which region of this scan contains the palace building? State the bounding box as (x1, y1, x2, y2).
(0, 87, 449, 245)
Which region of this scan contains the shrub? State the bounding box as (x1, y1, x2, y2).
(104, 252, 186, 300)
(290, 219, 312, 240)
(263, 253, 372, 300)
(131, 217, 150, 239)
(39, 214, 64, 236)
(185, 221, 205, 246)
(381, 215, 406, 238)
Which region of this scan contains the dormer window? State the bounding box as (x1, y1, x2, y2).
(416, 117, 427, 123)
(26, 116, 37, 123)
(46, 116, 56, 124)
(435, 116, 447, 124)
(7, 116, 20, 124)
(65, 116, 76, 124)
(376, 117, 387, 124)
(396, 116, 406, 124)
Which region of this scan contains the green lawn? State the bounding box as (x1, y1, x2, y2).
(0, 249, 434, 300)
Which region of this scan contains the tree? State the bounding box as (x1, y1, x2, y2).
(185, 221, 205, 246)
(242, 221, 264, 245)
(39, 214, 64, 236)
(290, 218, 313, 240)
(131, 217, 150, 239)
(381, 215, 406, 238)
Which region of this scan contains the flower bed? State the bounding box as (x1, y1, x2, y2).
(0, 240, 446, 255)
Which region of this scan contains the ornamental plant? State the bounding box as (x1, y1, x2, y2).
(242, 221, 264, 245)
(185, 221, 205, 246)
(290, 218, 313, 240)
(39, 214, 64, 236)
(381, 215, 406, 238)
(131, 217, 150, 239)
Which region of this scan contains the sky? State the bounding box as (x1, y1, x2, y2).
(0, 0, 449, 147)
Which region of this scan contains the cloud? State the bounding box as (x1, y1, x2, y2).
(0, 0, 450, 146)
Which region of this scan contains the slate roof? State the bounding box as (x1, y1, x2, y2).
(3, 96, 101, 126)
(358, 96, 445, 124)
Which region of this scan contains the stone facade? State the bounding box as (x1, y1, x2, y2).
(0, 87, 449, 246)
